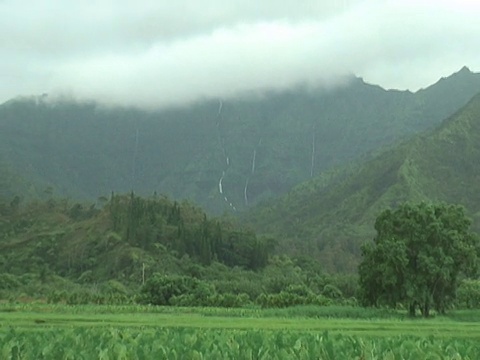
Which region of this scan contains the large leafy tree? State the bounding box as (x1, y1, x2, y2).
(359, 202, 479, 317)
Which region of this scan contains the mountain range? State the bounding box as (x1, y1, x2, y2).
(1, 67, 480, 215)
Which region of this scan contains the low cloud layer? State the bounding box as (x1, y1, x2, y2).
(1, 0, 480, 108)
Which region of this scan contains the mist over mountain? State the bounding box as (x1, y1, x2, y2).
(3, 1, 480, 109)
(1, 67, 480, 215)
(245, 90, 480, 272)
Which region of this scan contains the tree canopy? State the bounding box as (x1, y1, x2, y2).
(359, 202, 479, 317)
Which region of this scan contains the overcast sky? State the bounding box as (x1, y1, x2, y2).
(1, 0, 479, 109)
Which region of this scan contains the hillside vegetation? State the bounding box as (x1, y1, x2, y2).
(246, 92, 480, 272)
(0, 192, 271, 280)
(0, 190, 363, 306)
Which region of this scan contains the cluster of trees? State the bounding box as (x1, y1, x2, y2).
(108, 192, 273, 269)
(137, 274, 345, 308)
(0, 252, 359, 308)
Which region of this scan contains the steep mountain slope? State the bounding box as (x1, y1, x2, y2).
(245, 92, 480, 273)
(0, 156, 36, 206)
(1, 68, 480, 214)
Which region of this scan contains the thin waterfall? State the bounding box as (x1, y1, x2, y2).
(310, 124, 316, 178)
(131, 127, 139, 189)
(215, 99, 236, 211)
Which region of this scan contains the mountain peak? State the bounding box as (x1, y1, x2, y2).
(450, 66, 474, 78)
(439, 66, 475, 81)
(441, 66, 474, 81)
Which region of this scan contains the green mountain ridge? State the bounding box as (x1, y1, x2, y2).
(245, 92, 480, 273)
(1, 68, 480, 213)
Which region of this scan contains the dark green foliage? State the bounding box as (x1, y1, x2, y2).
(107, 192, 271, 269)
(138, 274, 207, 306)
(322, 284, 343, 300)
(0, 273, 22, 291)
(138, 274, 254, 307)
(359, 202, 480, 317)
(256, 289, 332, 308)
(456, 279, 480, 309)
(0, 157, 35, 215)
(217, 231, 269, 269)
(204, 292, 251, 308)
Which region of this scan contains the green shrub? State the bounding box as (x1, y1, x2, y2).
(457, 279, 480, 309)
(138, 274, 213, 306)
(0, 273, 21, 290)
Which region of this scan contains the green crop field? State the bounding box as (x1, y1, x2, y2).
(1, 304, 480, 359)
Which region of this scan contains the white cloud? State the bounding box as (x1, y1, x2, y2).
(1, 0, 479, 108)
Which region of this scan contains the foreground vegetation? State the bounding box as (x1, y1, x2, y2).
(1, 304, 480, 359)
(360, 202, 479, 317)
(5, 327, 480, 359)
(2, 192, 480, 315)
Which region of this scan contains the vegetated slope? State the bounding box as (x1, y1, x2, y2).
(0, 156, 36, 205)
(1, 68, 480, 214)
(0, 192, 272, 287)
(0, 192, 360, 305)
(245, 92, 480, 273)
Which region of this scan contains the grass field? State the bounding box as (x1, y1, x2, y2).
(1, 304, 480, 359)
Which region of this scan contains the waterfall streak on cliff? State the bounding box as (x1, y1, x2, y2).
(310, 131, 315, 177)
